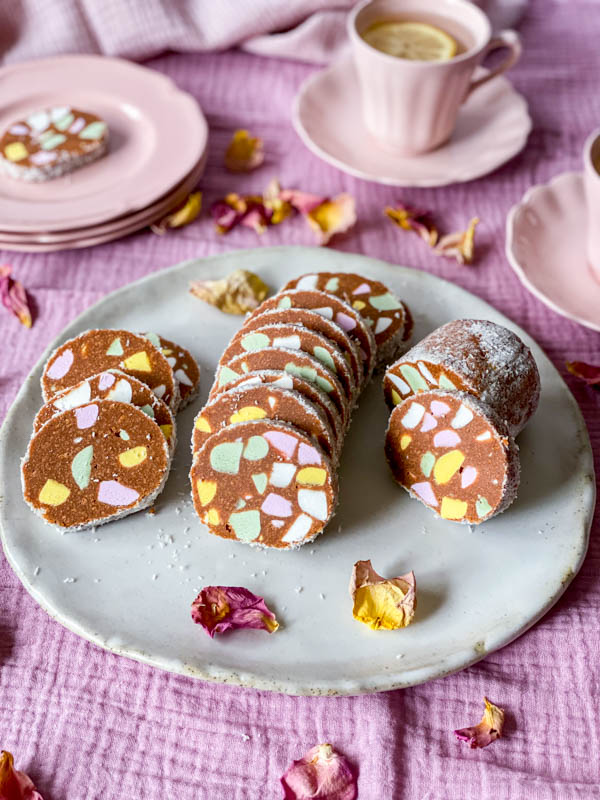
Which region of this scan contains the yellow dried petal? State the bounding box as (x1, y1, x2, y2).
(306, 193, 356, 245)
(434, 217, 479, 265)
(224, 129, 264, 172)
(151, 192, 202, 235)
(189, 269, 270, 315)
(350, 560, 416, 630)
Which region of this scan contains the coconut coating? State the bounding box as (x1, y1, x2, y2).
(144, 333, 200, 409)
(385, 390, 520, 524)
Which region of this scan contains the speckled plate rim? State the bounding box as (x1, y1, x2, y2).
(0, 247, 595, 696)
(505, 171, 600, 333)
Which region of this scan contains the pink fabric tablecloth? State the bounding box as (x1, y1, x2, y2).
(1, 2, 599, 798)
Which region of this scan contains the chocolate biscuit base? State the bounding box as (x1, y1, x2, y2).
(385, 390, 520, 525)
(193, 383, 338, 462)
(239, 308, 363, 391)
(0, 107, 108, 182)
(213, 369, 344, 447)
(217, 323, 357, 405)
(384, 319, 540, 436)
(22, 400, 171, 531)
(33, 370, 176, 453)
(246, 289, 376, 382)
(41, 329, 180, 412)
(144, 333, 200, 410)
(283, 272, 412, 366)
(190, 419, 337, 550)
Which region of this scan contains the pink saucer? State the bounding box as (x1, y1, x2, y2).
(506, 172, 600, 332)
(0, 55, 207, 232)
(292, 54, 531, 187)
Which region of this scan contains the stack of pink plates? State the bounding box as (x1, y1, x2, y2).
(0, 56, 208, 252)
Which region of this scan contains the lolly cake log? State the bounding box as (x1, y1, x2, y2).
(190, 419, 337, 549)
(283, 272, 413, 365)
(33, 370, 176, 453)
(0, 107, 108, 182)
(210, 347, 351, 430)
(385, 390, 520, 524)
(193, 383, 338, 463)
(216, 323, 358, 405)
(236, 308, 364, 392)
(383, 319, 540, 437)
(41, 329, 180, 412)
(212, 369, 345, 446)
(143, 333, 200, 409)
(22, 400, 171, 530)
(246, 289, 376, 382)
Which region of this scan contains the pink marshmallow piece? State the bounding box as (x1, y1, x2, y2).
(335, 312, 356, 332)
(461, 466, 478, 488)
(98, 372, 116, 390)
(412, 481, 438, 507)
(430, 400, 451, 417)
(298, 442, 322, 465)
(98, 480, 140, 507)
(433, 429, 461, 448)
(261, 493, 293, 517)
(352, 282, 371, 295)
(420, 413, 437, 433)
(46, 348, 74, 380)
(264, 430, 298, 458)
(75, 403, 99, 429)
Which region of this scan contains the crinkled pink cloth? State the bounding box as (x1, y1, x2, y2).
(0, 2, 599, 798)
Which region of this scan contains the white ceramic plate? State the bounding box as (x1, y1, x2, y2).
(506, 172, 600, 333)
(293, 56, 531, 187)
(0, 247, 594, 696)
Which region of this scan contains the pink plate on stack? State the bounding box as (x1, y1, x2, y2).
(0, 55, 208, 251)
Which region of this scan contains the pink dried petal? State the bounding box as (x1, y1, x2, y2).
(210, 199, 244, 234)
(281, 743, 357, 800)
(454, 697, 505, 748)
(566, 361, 600, 387)
(150, 192, 202, 235)
(0, 751, 44, 800)
(349, 559, 416, 630)
(434, 217, 479, 265)
(280, 189, 325, 216)
(224, 129, 264, 172)
(240, 204, 273, 234)
(0, 265, 32, 328)
(385, 203, 438, 246)
(306, 194, 356, 246)
(191, 585, 279, 637)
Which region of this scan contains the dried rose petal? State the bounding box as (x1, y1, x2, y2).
(281, 743, 357, 800)
(150, 192, 202, 235)
(566, 361, 600, 387)
(191, 585, 279, 637)
(434, 217, 479, 264)
(0, 750, 44, 800)
(0, 265, 32, 328)
(264, 179, 294, 225)
(224, 129, 265, 173)
(190, 269, 270, 315)
(350, 559, 416, 630)
(454, 697, 505, 748)
(385, 203, 438, 246)
(279, 188, 325, 216)
(211, 193, 273, 235)
(305, 194, 357, 246)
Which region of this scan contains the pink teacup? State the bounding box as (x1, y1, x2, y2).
(347, 0, 522, 155)
(583, 129, 600, 282)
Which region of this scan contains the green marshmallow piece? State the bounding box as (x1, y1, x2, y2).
(369, 292, 401, 312)
(210, 441, 244, 474)
(79, 121, 107, 140)
(41, 133, 67, 151)
(313, 346, 336, 373)
(315, 376, 334, 393)
(229, 509, 261, 542)
(218, 366, 240, 387)
(278, 296, 292, 309)
(476, 496, 493, 518)
(399, 364, 429, 393)
(439, 373, 457, 390)
(235, 498, 247, 510)
(54, 113, 74, 131)
(139, 404, 155, 418)
(106, 337, 124, 356)
(251, 472, 268, 494)
(243, 435, 269, 461)
(145, 332, 161, 349)
(420, 451, 435, 478)
(71, 445, 93, 490)
(241, 332, 270, 352)
(119, 430, 130, 440)
(325, 277, 339, 292)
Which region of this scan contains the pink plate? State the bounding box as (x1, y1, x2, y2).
(506, 171, 600, 332)
(0, 55, 207, 232)
(292, 54, 531, 187)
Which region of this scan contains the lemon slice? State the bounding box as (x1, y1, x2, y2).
(362, 21, 458, 61)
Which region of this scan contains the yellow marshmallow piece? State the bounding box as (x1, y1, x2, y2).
(296, 467, 327, 486)
(159, 424, 173, 440)
(440, 496, 468, 520)
(206, 508, 220, 525)
(195, 416, 212, 432)
(433, 450, 465, 484)
(197, 480, 217, 507)
(391, 389, 401, 406)
(5, 142, 28, 162)
(39, 479, 70, 506)
(352, 300, 366, 310)
(119, 446, 147, 467)
(121, 351, 152, 372)
(400, 434, 411, 450)
(229, 406, 267, 424)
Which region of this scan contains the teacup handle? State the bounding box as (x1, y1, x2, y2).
(465, 30, 522, 99)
